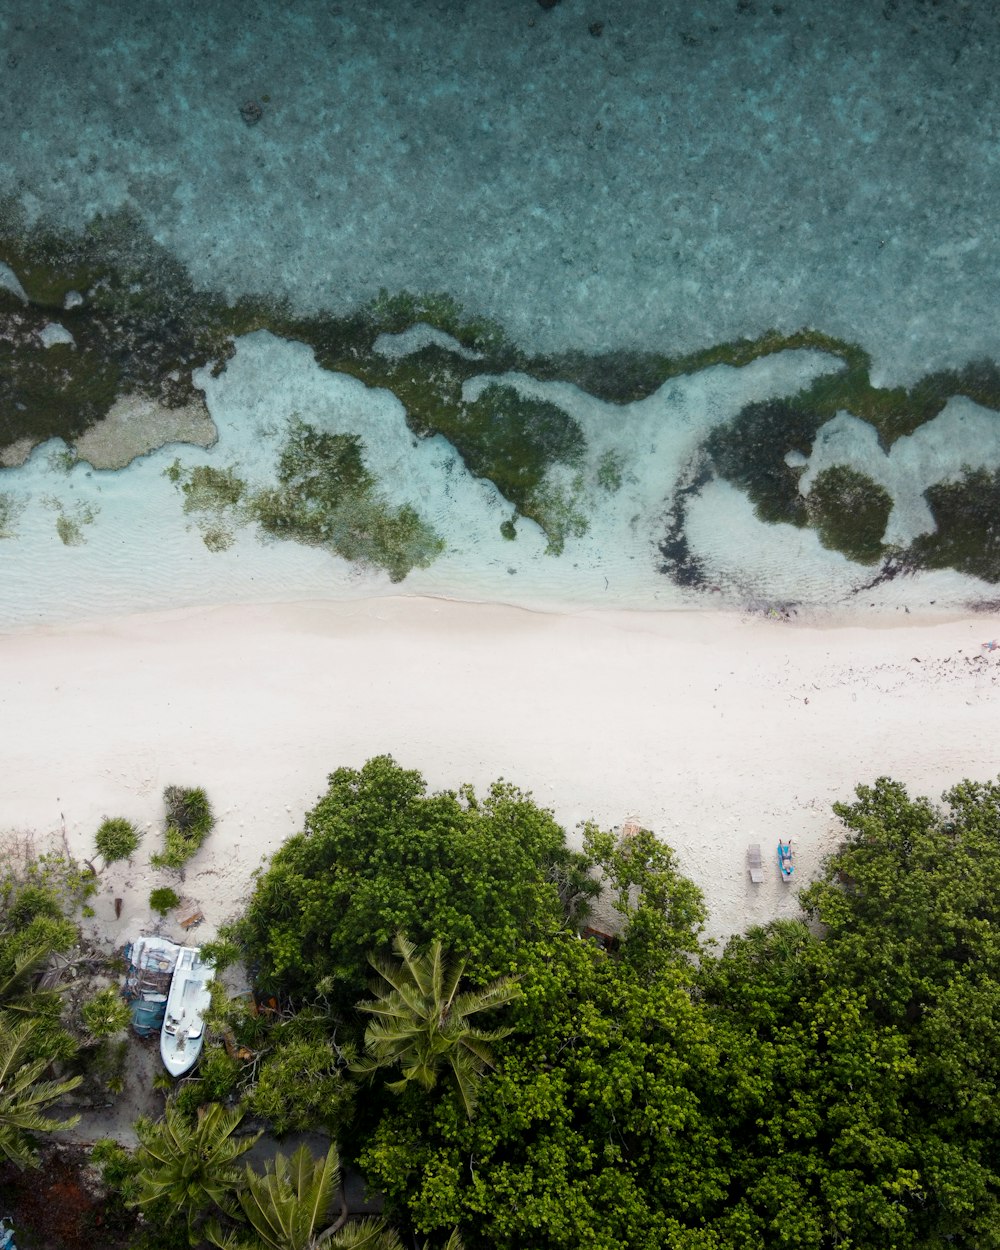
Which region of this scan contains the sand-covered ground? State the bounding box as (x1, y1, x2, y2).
(2, 597, 998, 952)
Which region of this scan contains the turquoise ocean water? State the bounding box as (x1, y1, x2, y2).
(2, 0, 1000, 627)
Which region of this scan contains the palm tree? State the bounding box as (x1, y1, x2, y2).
(0, 937, 52, 1007)
(326, 1225, 404, 1250)
(352, 932, 519, 1117)
(205, 1141, 433, 1250)
(331, 1228, 463, 1250)
(130, 1101, 261, 1242)
(0, 1012, 81, 1168)
(206, 1142, 343, 1250)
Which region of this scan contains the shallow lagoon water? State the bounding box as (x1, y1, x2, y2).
(1, 331, 994, 629)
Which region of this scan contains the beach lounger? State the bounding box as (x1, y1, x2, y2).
(777, 840, 795, 881)
(747, 843, 764, 884)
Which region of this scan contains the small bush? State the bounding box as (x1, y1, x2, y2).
(91, 1137, 142, 1204)
(197, 936, 240, 971)
(151, 786, 215, 870)
(149, 886, 181, 917)
(172, 1046, 240, 1116)
(95, 817, 141, 865)
(82, 987, 131, 1038)
(90, 1036, 129, 1096)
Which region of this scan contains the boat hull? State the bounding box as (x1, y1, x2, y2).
(122, 935, 182, 1038)
(159, 946, 214, 1077)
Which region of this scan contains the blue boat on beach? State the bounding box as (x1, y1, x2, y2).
(122, 935, 182, 1038)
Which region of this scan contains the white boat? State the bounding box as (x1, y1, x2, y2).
(159, 946, 214, 1077)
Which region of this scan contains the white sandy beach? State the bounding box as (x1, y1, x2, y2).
(1, 597, 998, 950)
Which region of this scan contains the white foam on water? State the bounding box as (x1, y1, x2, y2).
(374, 324, 484, 362)
(0, 262, 28, 304)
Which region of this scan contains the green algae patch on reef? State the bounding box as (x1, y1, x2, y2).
(805, 466, 893, 565)
(524, 327, 864, 406)
(0, 287, 121, 450)
(442, 382, 587, 554)
(167, 419, 445, 582)
(0, 491, 23, 538)
(9, 205, 1000, 586)
(178, 464, 247, 513)
(596, 449, 625, 494)
(705, 397, 817, 528)
(703, 345, 1000, 573)
(327, 333, 591, 553)
(47, 498, 99, 547)
(361, 287, 512, 356)
(250, 418, 444, 582)
(908, 467, 1000, 583)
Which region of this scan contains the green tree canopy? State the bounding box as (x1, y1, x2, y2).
(1, 855, 81, 1052)
(208, 766, 1000, 1248)
(798, 777, 1000, 1243)
(230, 756, 589, 1009)
(361, 930, 721, 1250)
(206, 1142, 343, 1250)
(242, 1017, 354, 1137)
(697, 921, 921, 1249)
(130, 1102, 261, 1243)
(693, 777, 1000, 1248)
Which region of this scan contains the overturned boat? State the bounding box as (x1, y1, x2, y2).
(160, 946, 215, 1077)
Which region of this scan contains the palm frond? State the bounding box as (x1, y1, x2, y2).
(0, 1013, 82, 1168)
(0, 941, 53, 1005)
(323, 1216, 404, 1249)
(354, 935, 516, 1117)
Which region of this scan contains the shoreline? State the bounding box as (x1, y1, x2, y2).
(1, 596, 998, 949)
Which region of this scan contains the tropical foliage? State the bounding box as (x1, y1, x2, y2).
(1, 846, 86, 1045)
(357, 777, 1000, 1248)
(12, 763, 1000, 1250)
(229, 755, 593, 1008)
(94, 816, 142, 865)
(202, 1142, 430, 1250)
(150, 885, 183, 916)
(81, 985, 131, 1038)
(153, 785, 216, 870)
(353, 933, 520, 1117)
(242, 1023, 353, 1137)
(129, 1102, 260, 1241)
(205, 1142, 343, 1250)
(0, 1014, 81, 1168)
(0, 840, 127, 1174)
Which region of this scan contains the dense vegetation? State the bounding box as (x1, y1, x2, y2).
(8, 762, 1000, 1249)
(0, 841, 133, 1172)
